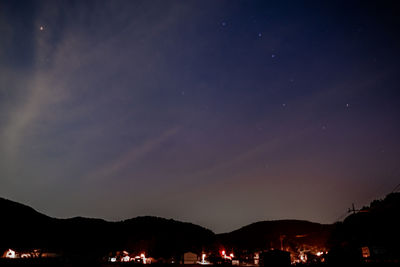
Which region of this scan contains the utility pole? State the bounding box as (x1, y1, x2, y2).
(280, 235, 285, 251)
(348, 203, 359, 214)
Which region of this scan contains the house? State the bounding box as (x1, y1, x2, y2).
(183, 252, 198, 264)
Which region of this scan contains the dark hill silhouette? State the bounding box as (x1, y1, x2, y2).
(0, 197, 215, 260)
(328, 192, 400, 263)
(0, 196, 336, 262)
(0, 197, 56, 250)
(0, 197, 52, 222)
(217, 220, 333, 252)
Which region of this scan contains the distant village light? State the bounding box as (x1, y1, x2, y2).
(299, 252, 307, 263)
(361, 247, 370, 258)
(141, 253, 147, 264)
(122, 255, 130, 262)
(6, 249, 16, 259)
(254, 252, 260, 265)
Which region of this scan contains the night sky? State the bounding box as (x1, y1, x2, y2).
(1, 0, 400, 233)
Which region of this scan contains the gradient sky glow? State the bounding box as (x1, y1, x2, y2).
(1, 0, 400, 233)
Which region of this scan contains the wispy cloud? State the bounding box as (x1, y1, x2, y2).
(83, 126, 181, 183)
(1, 1, 186, 162)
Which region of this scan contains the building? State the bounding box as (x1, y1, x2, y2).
(183, 252, 198, 264)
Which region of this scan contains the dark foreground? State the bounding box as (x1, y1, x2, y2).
(1, 259, 400, 267)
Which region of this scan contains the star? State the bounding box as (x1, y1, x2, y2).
(39, 26, 44, 31)
(258, 33, 262, 37)
(271, 54, 276, 58)
(346, 103, 350, 108)
(221, 21, 227, 27)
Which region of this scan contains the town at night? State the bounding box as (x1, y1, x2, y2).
(1, 0, 400, 266)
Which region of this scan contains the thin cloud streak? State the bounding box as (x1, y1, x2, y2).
(83, 126, 181, 183)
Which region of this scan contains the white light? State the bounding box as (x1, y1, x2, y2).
(6, 249, 16, 259)
(139, 253, 147, 264)
(122, 255, 130, 262)
(110, 257, 116, 262)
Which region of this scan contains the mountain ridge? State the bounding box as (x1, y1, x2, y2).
(0, 196, 329, 232)
(0, 196, 333, 260)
